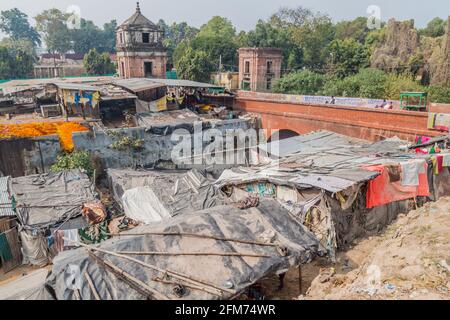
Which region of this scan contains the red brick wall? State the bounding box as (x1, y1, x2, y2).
(118, 55, 167, 78)
(238, 48, 282, 92)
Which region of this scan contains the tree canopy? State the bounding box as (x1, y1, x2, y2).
(0, 8, 41, 46)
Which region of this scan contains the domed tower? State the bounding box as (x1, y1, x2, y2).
(116, 2, 167, 78)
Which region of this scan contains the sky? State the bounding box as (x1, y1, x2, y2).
(0, 0, 449, 35)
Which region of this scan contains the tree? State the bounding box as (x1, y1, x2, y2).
(71, 19, 102, 54)
(0, 8, 41, 46)
(159, 20, 198, 66)
(420, 17, 446, 37)
(173, 16, 237, 73)
(0, 45, 34, 79)
(269, 7, 335, 70)
(101, 20, 118, 53)
(198, 16, 236, 40)
(175, 46, 213, 82)
(83, 49, 115, 75)
(35, 9, 72, 54)
(334, 17, 370, 43)
(326, 39, 369, 78)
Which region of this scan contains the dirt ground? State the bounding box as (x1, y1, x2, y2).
(263, 197, 450, 300)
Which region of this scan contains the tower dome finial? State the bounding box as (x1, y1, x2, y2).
(136, 2, 141, 13)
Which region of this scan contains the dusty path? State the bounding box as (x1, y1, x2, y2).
(264, 197, 450, 300)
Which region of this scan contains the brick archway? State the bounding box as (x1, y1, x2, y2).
(267, 129, 301, 142)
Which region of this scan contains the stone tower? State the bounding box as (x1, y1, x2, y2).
(116, 2, 168, 78)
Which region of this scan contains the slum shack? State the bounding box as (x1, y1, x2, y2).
(0, 176, 22, 275)
(46, 198, 319, 300)
(6, 169, 106, 267)
(49, 82, 137, 124)
(216, 130, 450, 260)
(107, 168, 225, 224)
(111, 78, 167, 113)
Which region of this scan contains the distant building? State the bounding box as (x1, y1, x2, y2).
(210, 72, 239, 91)
(34, 53, 86, 78)
(238, 48, 282, 92)
(116, 2, 168, 79)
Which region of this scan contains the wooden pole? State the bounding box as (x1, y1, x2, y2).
(116, 251, 270, 258)
(152, 277, 221, 296)
(88, 250, 170, 300)
(298, 266, 302, 294)
(75, 240, 230, 296)
(108, 232, 278, 247)
(84, 271, 101, 300)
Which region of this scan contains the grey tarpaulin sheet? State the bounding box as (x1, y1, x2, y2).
(0, 268, 53, 300)
(108, 168, 226, 218)
(46, 200, 319, 300)
(11, 170, 97, 229)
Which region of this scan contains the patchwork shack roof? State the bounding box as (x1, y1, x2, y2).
(11, 170, 98, 230)
(107, 168, 225, 223)
(110, 78, 166, 93)
(46, 199, 319, 300)
(217, 131, 420, 193)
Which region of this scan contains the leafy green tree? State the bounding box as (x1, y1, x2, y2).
(71, 19, 102, 54)
(71, 19, 117, 54)
(159, 19, 198, 66)
(35, 9, 72, 54)
(175, 46, 213, 82)
(273, 70, 327, 95)
(83, 49, 115, 75)
(0, 8, 41, 46)
(270, 7, 335, 70)
(0, 45, 34, 79)
(420, 17, 446, 37)
(334, 17, 370, 43)
(100, 20, 118, 53)
(174, 16, 237, 73)
(198, 16, 236, 40)
(325, 39, 369, 78)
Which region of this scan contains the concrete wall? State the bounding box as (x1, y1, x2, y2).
(0, 136, 61, 178)
(73, 119, 253, 171)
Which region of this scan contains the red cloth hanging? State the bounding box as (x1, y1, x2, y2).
(365, 163, 429, 209)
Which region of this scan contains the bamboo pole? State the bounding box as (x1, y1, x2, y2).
(76, 240, 232, 296)
(108, 232, 278, 247)
(298, 266, 302, 294)
(88, 250, 170, 300)
(152, 277, 221, 296)
(117, 251, 270, 258)
(84, 271, 101, 300)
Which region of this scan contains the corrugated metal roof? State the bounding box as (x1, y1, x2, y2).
(111, 78, 165, 93)
(0, 176, 15, 217)
(149, 78, 223, 89)
(52, 82, 101, 92)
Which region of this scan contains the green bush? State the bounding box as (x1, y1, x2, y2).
(273, 70, 327, 95)
(50, 150, 94, 178)
(384, 74, 423, 100)
(321, 68, 388, 99)
(426, 85, 450, 104)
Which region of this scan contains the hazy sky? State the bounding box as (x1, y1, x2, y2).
(0, 0, 449, 33)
